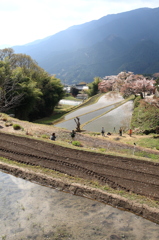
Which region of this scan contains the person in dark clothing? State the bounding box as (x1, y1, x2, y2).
(119, 128, 122, 136)
(71, 130, 76, 140)
(101, 127, 105, 136)
(50, 132, 56, 141)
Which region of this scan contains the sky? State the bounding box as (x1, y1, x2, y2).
(0, 0, 159, 48)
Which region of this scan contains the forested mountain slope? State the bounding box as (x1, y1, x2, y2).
(13, 7, 159, 84)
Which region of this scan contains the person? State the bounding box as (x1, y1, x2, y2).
(119, 128, 122, 136)
(71, 130, 76, 140)
(101, 127, 105, 136)
(50, 132, 56, 141)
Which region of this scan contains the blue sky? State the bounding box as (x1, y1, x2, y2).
(0, 0, 159, 48)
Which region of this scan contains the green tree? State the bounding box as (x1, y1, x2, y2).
(87, 77, 101, 97)
(0, 48, 65, 120)
(11, 67, 42, 119)
(34, 75, 64, 118)
(0, 48, 14, 61)
(70, 87, 79, 97)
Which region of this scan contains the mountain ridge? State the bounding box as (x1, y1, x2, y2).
(13, 7, 159, 84)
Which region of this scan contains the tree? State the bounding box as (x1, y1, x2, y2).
(98, 79, 115, 92)
(121, 78, 155, 98)
(99, 72, 155, 98)
(0, 48, 14, 61)
(12, 67, 42, 119)
(0, 78, 25, 113)
(70, 87, 79, 97)
(0, 48, 65, 120)
(0, 61, 24, 113)
(88, 77, 101, 97)
(74, 117, 81, 132)
(29, 75, 65, 119)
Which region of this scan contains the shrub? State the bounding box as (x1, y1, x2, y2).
(134, 96, 141, 108)
(156, 126, 159, 134)
(41, 134, 49, 139)
(99, 148, 106, 152)
(143, 129, 156, 135)
(13, 124, 22, 130)
(72, 141, 82, 147)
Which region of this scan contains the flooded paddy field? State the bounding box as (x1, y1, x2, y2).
(55, 105, 115, 131)
(1, 170, 159, 240)
(64, 92, 124, 121)
(55, 93, 130, 132)
(59, 100, 82, 106)
(84, 101, 134, 133)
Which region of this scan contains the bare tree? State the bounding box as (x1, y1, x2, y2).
(0, 78, 24, 113)
(74, 117, 81, 132)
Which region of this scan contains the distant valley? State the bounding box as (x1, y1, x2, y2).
(13, 7, 159, 84)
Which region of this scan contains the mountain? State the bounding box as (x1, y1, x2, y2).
(13, 7, 159, 84)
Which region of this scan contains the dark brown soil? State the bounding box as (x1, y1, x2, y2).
(1, 131, 159, 224)
(0, 131, 159, 200)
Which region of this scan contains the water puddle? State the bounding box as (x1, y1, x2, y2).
(0, 170, 159, 240)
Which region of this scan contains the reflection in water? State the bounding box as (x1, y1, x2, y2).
(55, 105, 115, 131)
(9, 175, 36, 190)
(0, 170, 159, 240)
(84, 101, 134, 133)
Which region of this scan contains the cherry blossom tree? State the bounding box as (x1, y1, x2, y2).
(121, 78, 155, 98)
(98, 78, 115, 92)
(99, 72, 155, 98)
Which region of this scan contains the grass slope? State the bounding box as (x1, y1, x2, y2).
(131, 97, 159, 133)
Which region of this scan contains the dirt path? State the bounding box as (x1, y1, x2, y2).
(1, 132, 159, 201)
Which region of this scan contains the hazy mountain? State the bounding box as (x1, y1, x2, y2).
(13, 7, 159, 84)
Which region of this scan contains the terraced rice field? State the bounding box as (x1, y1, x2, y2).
(65, 92, 124, 120)
(83, 100, 134, 133)
(55, 92, 133, 133)
(55, 104, 116, 130)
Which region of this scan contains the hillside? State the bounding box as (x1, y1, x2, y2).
(12, 7, 159, 84)
(131, 96, 159, 134)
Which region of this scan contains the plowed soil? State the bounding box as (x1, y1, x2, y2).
(1, 131, 159, 201)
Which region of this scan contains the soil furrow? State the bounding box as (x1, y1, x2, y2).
(1, 132, 159, 199)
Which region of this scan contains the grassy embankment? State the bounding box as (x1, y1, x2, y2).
(131, 96, 159, 133)
(128, 96, 159, 150)
(107, 96, 159, 152)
